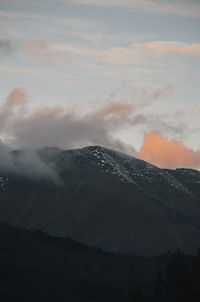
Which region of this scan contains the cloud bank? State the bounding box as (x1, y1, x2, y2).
(0, 85, 173, 154)
(0, 86, 199, 170)
(0, 87, 138, 155)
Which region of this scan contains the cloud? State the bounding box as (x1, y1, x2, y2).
(2, 0, 200, 18)
(6, 87, 28, 106)
(2, 84, 195, 172)
(139, 132, 200, 169)
(0, 84, 174, 155)
(143, 41, 200, 58)
(89, 47, 135, 63)
(104, 82, 173, 112)
(66, 0, 200, 18)
(0, 86, 199, 170)
(0, 89, 62, 183)
(0, 88, 28, 139)
(8, 104, 136, 155)
(53, 43, 136, 64)
(99, 103, 134, 118)
(52, 39, 200, 67)
(0, 87, 138, 156)
(0, 139, 61, 183)
(0, 9, 95, 29)
(23, 38, 62, 66)
(0, 65, 46, 76)
(0, 39, 14, 57)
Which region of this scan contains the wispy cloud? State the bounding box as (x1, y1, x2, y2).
(2, 36, 199, 71)
(2, 0, 199, 18)
(143, 41, 200, 58)
(52, 39, 200, 66)
(99, 103, 134, 118)
(0, 39, 14, 57)
(0, 65, 46, 76)
(0, 9, 95, 29)
(65, 0, 200, 18)
(23, 38, 63, 66)
(53, 43, 136, 64)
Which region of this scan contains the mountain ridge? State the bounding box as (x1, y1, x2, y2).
(0, 145, 200, 256)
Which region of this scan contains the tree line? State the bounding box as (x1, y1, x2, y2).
(129, 249, 200, 302)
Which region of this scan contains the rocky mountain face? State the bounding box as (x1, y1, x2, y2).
(0, 145, 200, 256)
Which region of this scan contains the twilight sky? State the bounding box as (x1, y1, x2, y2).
(0, 0, 200, 169)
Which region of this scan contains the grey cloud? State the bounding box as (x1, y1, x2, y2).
(105, 81, 173, 109)
(129, 112, 187, 137)
(0, 85, 182, 159)
(0, 39, 14, 57)
(8, 106, 137, 156)
(0, 139, 61, 183)
(0, 88, 137, 156)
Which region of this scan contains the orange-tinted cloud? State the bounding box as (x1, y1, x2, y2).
(56, 43, 135, 64)
(139, 132, 200, 169)
(2, 87, 198, 170)
(6, 88, 28, 106)
(23, 38, 62, 66)
(89, 47, 135, 63)
(100, 102, 134, 118)
(143, 41, 200, 58)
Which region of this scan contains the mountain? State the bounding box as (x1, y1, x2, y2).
(0, 222, 167, 302)
(0, 145, 200, 256)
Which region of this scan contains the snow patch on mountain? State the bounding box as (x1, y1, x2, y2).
(88, 148, 137, 184)
(80, 146, 195, 197)
(84, 146, 160, 186)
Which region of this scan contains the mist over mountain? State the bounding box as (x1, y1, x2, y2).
(0, 145, 200, 256)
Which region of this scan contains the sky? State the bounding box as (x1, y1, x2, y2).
(0, 0, 200, 169)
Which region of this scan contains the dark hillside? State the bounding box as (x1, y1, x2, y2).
(0, 223, 167, 302)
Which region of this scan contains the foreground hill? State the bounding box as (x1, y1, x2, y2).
(0, 222, 166, 302)
(0, 145, 200, 256)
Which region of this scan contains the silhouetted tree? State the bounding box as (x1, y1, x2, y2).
(165, 249, 189, 302)
(131, 249, 200, 302)
(152, 270, 164, 302)
(129, 288, 143, 302)
(190, 249, 200, 301)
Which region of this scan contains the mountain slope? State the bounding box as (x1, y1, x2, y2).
(0, 222, 167, 302)
(0, 145, 200, 256)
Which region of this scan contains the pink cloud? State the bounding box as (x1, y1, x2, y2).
(6, 88, 28, 106)
(139, 132, 200, 169)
